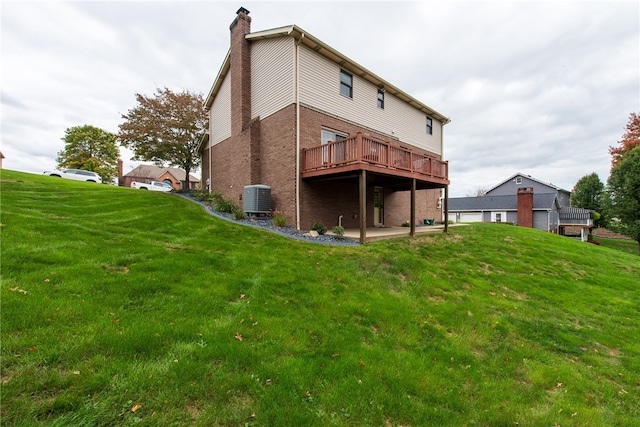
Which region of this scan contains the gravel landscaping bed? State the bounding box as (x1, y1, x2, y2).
(178, 194, 361, 246)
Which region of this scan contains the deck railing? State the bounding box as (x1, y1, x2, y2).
(302, 132, 448, 180)
(558, 208, 594, 226)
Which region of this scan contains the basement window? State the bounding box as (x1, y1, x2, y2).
(340, 69, 353, 98)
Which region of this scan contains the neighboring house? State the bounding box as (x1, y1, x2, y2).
(448, 173, 593, 240)
(121, 164, 199, 191)
(199, 8, 450, 243)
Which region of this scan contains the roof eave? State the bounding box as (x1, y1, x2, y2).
(204, 50, 231, 110)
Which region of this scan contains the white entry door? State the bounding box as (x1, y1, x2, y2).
(374, 187, 384, 227)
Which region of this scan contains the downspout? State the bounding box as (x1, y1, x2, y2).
(295, 33, 304, 230)
(440, 117, 448, 225)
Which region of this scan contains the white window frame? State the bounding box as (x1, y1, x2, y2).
(321, 129, 348, 163)
(492, 211, 507, 223)
(321, 129, 347, 145)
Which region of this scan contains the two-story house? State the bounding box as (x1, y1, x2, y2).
(448, 173, 593, 240)
(199, 8, 450, 243)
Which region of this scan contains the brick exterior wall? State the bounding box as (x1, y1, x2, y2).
(256, 104, 297, 220)
(208, 102, 444, 229)
(385, 189, 442, 227)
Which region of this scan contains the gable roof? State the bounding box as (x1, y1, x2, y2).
(204, 24, 450, 125)
(124, 165, 199, 182)
(485, 172, 569, 194)
(449, 193, 558, 212)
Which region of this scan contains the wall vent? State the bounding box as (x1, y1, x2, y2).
(243, 185, 271, 214)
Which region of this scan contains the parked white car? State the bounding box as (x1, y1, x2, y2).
(43, 169, 102, 183)
(130, 181, 173, 192)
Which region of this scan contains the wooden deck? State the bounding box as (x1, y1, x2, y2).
(301, 132, 449, 186)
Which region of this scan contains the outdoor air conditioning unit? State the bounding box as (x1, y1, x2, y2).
(243, 184, 271, 214)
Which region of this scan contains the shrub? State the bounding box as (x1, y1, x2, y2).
(233, 209, 247, 220)
(332, 225, 345, 239)
(310, 221, 327, 235)
(215, 198, 238, 214)
(191, 189, 210, 201)
(401, 221, 410, 227)
(210, 191, 225, 205)
(272, 211, 287, 227)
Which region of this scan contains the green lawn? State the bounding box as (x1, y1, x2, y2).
(593, 236, 638, 256)
(2, 169, 639, 426)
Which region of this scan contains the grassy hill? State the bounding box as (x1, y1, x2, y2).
(1, 169, 639, 426)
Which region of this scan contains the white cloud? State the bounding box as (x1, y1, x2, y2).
(1, 1, 638, 196)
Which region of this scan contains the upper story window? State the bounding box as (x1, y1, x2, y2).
(515, 176, 523, 184)
(426, 116, 433, 135)
(377, 89, 385, 109)
(340, 69, 353, 98)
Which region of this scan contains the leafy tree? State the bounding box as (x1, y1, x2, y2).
(117, 88, 207, 190)
(571, 172, 604, 227)
(604, 146, 640, 254)
(609, 112, 640, 169)
(56, 125, 119, 184)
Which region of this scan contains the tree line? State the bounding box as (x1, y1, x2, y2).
(56, 88, 206, 187)
(572, 112, 640, 253)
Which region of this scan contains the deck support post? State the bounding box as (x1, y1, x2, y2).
(359, 170, 367, 244)
(410, 178, 416, 237)
(444, 185, 449, 233)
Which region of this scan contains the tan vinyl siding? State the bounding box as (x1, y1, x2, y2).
(210, 73, 232, 146)
(251, 37, 296, 120)
(299, 45, 442, 155)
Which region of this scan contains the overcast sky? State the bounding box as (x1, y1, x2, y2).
(2, 0, 638, 197)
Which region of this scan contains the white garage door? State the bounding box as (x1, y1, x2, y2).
(460, 212, 482, 222)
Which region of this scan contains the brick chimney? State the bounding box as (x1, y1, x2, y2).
(228, 7, 261, 185)
(117, 159, 123, 186)
(517, 187, 534, 228)
(230, 7, 252, 135)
